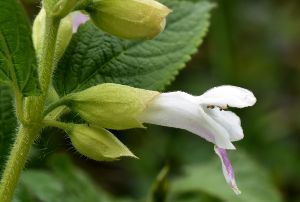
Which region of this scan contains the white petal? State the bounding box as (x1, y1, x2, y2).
(205, 108, 244, 141)
(71, 12, 89, 33)
(197, 85, 256, 108)
(138, 92, 235, 149)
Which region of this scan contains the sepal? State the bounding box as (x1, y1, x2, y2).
(67, 83, 159, 130)
(67, 124, 136, 161)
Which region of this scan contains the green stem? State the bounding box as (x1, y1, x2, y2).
(25, 17, 60, 122)
(0, 16, 61, 202)
(43, 96, 69, 117)
(45, 106, 70, 121)
(43, 119, 70, 130)
(14, 89, 25, 124)
(74, 0, 93, 10)
(0, 126, 39, 202)
(40, 17, 60, 93)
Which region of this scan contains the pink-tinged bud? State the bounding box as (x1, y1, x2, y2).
(71, 11, 89, 33)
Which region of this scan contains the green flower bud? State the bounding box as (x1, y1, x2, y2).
(68, 124, 136, 161)
(32, 9, 72, 61)
(67, 83, 159, 130)
(87, 0, 171, 39)
(54, 15, 72, 60)
(32, 9, 45, 58)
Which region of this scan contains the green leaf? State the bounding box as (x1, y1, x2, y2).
(170, 151, 282, 202)
(16, 171, 63, 202)
(0, 85, 17, 178)
(0, 0, 40, 96)
(54, 0, 214, 95)
(15, 154, 134, 202)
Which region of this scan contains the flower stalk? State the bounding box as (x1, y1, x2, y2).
(0, 0, 255, 198)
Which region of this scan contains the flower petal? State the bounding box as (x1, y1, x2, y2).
(197, 85, 256, 108)
(214, 146, 241, 195)
(72, 12, 89, 33)
(205, 108, 244, 141)
(138, 92, 235, 149)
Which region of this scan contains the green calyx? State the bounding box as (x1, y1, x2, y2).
(67, 83, 160, 130)
(87, 0, 171, 39)
(68, 124, 136, 161)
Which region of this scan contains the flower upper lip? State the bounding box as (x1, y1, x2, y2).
(197, 85, 257, 108)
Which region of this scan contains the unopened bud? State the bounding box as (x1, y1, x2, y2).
(33, 8, 72, 61)
(87, 0, 171, 39)
(67, 83, 159, 130)
(55, 15, 72, 60)
(71, 11, 89, 33)
(68, 124, 136, 161)
(32, 9, 45, 58)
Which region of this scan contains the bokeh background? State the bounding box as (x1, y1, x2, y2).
(15, 0, 300, 201)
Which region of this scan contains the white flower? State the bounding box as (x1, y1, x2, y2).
(66, 83, 256, 193)
(139, 85, 256, 149)
(138, 85, 256, 193)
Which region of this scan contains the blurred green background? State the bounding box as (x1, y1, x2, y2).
(16, 0, 300, 201)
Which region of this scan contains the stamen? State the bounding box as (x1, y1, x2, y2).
(206, 105, 229, 111)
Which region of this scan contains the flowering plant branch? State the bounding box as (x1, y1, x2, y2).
(0, 0, 256, 201)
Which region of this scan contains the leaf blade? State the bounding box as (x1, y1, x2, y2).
(170, 151, 282, 202)
(0, 85, 17, 178)
(0, 0, 40, 96)
(54, 0, 214, 95)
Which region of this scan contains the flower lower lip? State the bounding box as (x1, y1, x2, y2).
(214, 146, 241, 195)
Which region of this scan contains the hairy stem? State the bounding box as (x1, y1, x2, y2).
(25, 17, 60, 122)
(39, 18, 60, 93)
(0, 126, 39, 202)
(0, 16, 61, 202)
(14, 89, 25, 124)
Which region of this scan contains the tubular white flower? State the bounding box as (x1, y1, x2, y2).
(138, 85, 256, 194)
(138, 91, 236, 149)
(138, 85, 256, 150)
